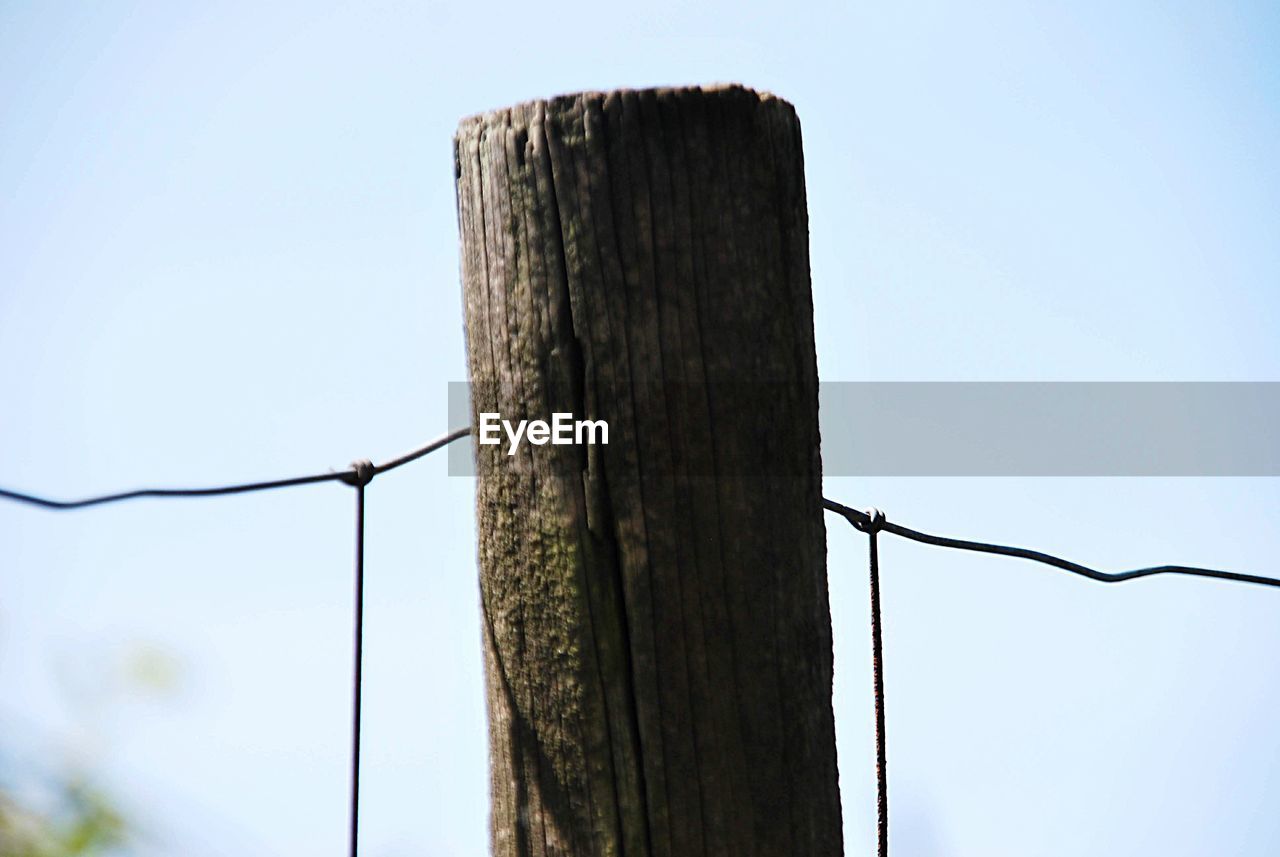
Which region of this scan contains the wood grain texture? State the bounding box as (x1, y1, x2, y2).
(455, 85, 841, 857)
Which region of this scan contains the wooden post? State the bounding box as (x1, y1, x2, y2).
(455, 85, 841, 857)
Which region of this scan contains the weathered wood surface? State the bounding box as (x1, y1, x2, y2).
(455, 84, 841, 857)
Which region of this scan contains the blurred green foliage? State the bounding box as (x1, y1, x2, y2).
(0, 776, 127, 856)
(1, 642, 182, 855)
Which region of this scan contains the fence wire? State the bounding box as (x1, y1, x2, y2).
(1, 427, 467, 857)
(3, 426, 1278, 857)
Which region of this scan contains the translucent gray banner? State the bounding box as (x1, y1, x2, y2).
(820, 382, 1279, 476)
(448, 382, 1280, 476)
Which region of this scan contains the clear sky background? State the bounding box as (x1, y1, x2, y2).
(2, 1, 1278, 855)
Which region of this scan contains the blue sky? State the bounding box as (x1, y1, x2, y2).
(2, 1, 1278, 855)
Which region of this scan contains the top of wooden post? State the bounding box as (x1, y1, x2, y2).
(455, 82, 796, 138)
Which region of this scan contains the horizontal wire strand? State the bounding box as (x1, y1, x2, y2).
(822, 498, 1280, 591)
(0, 430, 1275, 592)
(0, 428, 472, 510)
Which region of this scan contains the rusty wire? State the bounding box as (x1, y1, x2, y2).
(822, 497, 1280, 857)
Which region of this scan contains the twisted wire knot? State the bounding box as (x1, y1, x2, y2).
(863, 507, 886, 534)
(342, 459, 375, 488)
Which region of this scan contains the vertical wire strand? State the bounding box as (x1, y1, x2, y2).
(350, 483, 366, 857)
(868, 525, 888, 857)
